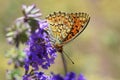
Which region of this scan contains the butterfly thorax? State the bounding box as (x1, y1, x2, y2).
(54, 44, 63, 53)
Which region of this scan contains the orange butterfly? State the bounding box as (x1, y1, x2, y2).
(46, 11, 90, 53)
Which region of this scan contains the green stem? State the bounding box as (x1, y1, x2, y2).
(61, 53, 67, 75)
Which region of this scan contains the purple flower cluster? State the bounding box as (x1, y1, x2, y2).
(23, 71, 48, 80)
(52, 72, 86, 80)
(23, 72, 86, 80)
(24, 21, 57, 71)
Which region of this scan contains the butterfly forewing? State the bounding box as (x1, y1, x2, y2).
(46, 11, 90, 45)
(62, 12, 90, 44)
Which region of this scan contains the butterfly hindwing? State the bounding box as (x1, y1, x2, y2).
(46, 12, 73, 44)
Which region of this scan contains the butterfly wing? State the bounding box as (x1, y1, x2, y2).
(46, 12, 73, 44)
(62, 12, 90, 44)
(46, 12, 90, 45)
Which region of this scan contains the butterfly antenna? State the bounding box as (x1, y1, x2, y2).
(63, 50, 74, 64)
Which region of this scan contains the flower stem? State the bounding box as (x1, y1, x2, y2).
(57, 45, 67, 75)
(61, 53, 67, 75)
(15, 35, 20, 48)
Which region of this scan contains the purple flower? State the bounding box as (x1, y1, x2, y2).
(78, 74, 86, 80)
(51, 73, 64, 80)
(51, 72, 86, 80)
(24, 21, 57, 71)
(64, 72, 76, 80)
(17, 4, 41, 22)
(23, 71, 86, 80)
(23, 71, 48, 80)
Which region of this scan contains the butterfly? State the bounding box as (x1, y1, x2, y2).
(46, 11, 90, 53)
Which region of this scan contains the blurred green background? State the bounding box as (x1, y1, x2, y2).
(0, 0, 120, 80)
